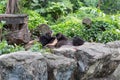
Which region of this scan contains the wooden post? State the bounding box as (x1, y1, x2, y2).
(97, 0, 101, 9)
(0, 28, 2, 42)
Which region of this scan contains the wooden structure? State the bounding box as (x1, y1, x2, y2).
(0, 14, 30, 44)
(0, 14, 28, 30)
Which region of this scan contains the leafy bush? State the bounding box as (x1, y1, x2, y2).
(0, 41, 25, 55)
(80, 0, 120, 14)
(23, 9, 47, 30)
(80, 20, 117, 42)
(51, 17, 83, 38)
(19, 0, 32, 8)
(28, 42, 42, 52)
(52, 14, 120, 43)
(30, 0, 73, 20)
(0, 0, 6, 14)
(77, 7, 105, 18)
(70, 0, 84, 11)
(28, 41, 51, 53)
(100, 0, 120, 14)
(96, 29, 120, 43)
(46, 2, 73, 20)
(83, 0, 99, 7)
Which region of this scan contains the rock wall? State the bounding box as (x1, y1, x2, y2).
(0, 51, 76, 80)
(0, 51, 47, 80)
(53, 41, 120, 80)
(0, 41, 120, 80)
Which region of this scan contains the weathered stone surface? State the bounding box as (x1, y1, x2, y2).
(53, 42, 120, 59)
(6, 24, 31, 45)
(113, 64, 120, 80)
(105, 41, 120, 48)
(84, 55, 118, 80)
(1, 41, 120, 80)
(43, 54, 77, 80)
(52, 42, 120, 80)
(0, 51, 47, 80)
(90, 76, 116, 80)
(0, 51, 78, 80)
(32, 24, 52, 37)
(82, 18, 92, 27)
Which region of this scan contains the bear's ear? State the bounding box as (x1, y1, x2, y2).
(56, 33, 62, 40)
(56, 33, 68, 40)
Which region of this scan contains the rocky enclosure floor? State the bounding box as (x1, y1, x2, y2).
(0, 41, 120, 80)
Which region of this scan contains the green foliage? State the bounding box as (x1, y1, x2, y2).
(51, 9, 120, 43)
(23, 9, 47, 30)
(0, 0, 120, 53)
(0, 41, 25, 55)
(83, 0, 99, 7)
(0, 21, 6, 29)
(28, 41, 51, 53)
(96, 29, 120, 43)
(46, 2, 73, 20)
(52, 17, 83, 38)
(70, 0, 84, 11)
(0, 0, 6, 13)
(80, 0, 120, 14)
(19, 0, 32, 8)
(30, 0, 73, 20)
(100, 0, 120, 14)
(77, 7, 105, 18)
(80, 20, 117, 42)
(28, 42, 42, 52)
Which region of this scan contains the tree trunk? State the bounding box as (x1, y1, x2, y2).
(97, 0, 101, 9)
(6, 0, 19, 14)
(0, 29, 2, 42)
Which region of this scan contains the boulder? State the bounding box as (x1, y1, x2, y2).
(43, 54, 77, 80)
(52, 42, 120, 79)
(82, 18, 92, 26)
(113, 64, 120, 80)
(31, 24, 52, 37)
(89, 76, 116, 80)
(105, 41, 120, 48)
(0, 51, 47, 80)
(1, 41, 120, 80)
(0, 51, 77, 80)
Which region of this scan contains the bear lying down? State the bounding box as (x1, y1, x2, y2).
(39, 32, 85, 48)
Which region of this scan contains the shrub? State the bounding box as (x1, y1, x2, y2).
(100, 0, 120, 14)
(30, 0, 73, 20)
(0, 0, 6, 14)
(46, 2, 73, 20)
(76, 7, 105, 18)
(52, 14, 120, 43)
(28, 41, 51, 53)
(28, 42, 42, 52)
(0, 41, 25, 55)
(23, 9, 47, 30)
(51, 17, 83, 38)
(96, 29, 120, 43)
(83, 0, 99, 7)
(69, 0, 84, 11)
(81, 20, 119, 42)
